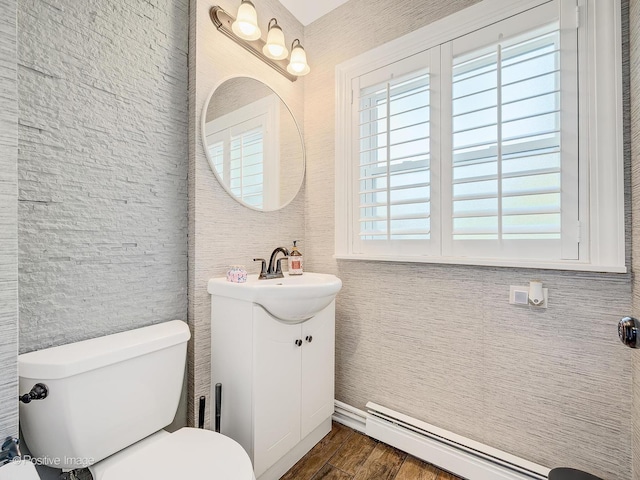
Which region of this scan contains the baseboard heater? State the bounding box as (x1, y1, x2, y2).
(333, 401, 550, 480)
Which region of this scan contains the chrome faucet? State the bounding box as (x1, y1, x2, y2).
(253, 247, 290, 279)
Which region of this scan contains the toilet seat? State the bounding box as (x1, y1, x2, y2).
(91, 428, 255, 480)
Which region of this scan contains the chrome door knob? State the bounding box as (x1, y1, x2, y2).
(618, 317, 640, 348)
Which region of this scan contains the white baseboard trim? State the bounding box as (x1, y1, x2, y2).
(332, 400, 366, 433)
(332, 400, 549, 480)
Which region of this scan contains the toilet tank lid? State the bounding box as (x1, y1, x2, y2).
(19, 320, 190, 380)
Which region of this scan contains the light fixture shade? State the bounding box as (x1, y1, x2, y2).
(231, 0, 261, 41)
(287, 39, 310, 76)
(263, 20, 288, 60)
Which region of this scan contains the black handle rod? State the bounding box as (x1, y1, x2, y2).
(198, 396, 206, 429)
(215, 383, 222, 433)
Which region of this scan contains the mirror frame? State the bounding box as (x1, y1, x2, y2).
(201, 75, 306, 212)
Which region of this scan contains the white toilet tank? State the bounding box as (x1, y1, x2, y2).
(18, 321, 190, 470)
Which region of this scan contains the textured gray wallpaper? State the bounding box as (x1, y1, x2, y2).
(630, 0, 640, 476)
(17, 0, 189, 353)
(304, 1, 633, 478)
(0, 0, 18, 440)
(188, 0, 305, 426)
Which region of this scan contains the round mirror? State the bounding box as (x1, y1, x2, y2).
(202, 77, 305, 211)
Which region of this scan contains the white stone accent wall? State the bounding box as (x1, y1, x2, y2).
(0, 0, 18, 440)
(304, 1, 633, 478)
(17, 0, 189, 354)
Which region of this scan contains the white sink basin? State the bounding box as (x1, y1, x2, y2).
(208, 273, 342, 322)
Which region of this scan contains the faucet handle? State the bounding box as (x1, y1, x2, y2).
(253, 258, 267, 279)
(275, 256, 288, 274)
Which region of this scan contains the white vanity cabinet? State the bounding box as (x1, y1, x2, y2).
(211, 293, 335, 480)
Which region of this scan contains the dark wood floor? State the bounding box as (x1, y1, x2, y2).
(281, 422, 463, 480)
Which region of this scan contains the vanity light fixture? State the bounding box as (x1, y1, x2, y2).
(210, 5, 309, 82)
(231, 0, 261, 41)
(263, 19, 288, 60)
(287, 39, 310, 76)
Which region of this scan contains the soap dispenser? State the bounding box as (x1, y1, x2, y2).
(289, 240, 303, 275)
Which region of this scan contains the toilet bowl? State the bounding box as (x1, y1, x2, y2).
(90, 428, 255, 480)
(0, 460, 40, 480)
(18, 321, 255, 480)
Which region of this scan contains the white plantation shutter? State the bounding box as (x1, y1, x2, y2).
(441, 0, 579, 260)
(451, 33, 562, 241)
(352, 51, 439, 255)
(336, 0, 627, 270)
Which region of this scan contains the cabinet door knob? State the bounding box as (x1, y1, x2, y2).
(295, 339, 302, 347)
(305, 336, 313, 343)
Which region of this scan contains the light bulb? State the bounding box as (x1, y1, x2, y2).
(268, 43, 284, 57)
(231, 0, 261, 41)
(263, 19, 288, 60)
(287, 39, 310, 76)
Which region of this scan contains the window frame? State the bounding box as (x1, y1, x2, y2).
(334, 0, 625, 273)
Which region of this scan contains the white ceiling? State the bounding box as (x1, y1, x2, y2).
(278, 0, 350, 26)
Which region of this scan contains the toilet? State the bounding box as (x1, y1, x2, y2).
(17, 320, 255, 480)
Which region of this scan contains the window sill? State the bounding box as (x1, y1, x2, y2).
(333, 254, 627, 274)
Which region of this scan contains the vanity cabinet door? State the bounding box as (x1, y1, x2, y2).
(300, 301, 335, 438)
(252, 306, 302, 477)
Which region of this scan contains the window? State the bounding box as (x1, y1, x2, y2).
(335, 0, 625, 272)
(204, 95, 280, 210)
